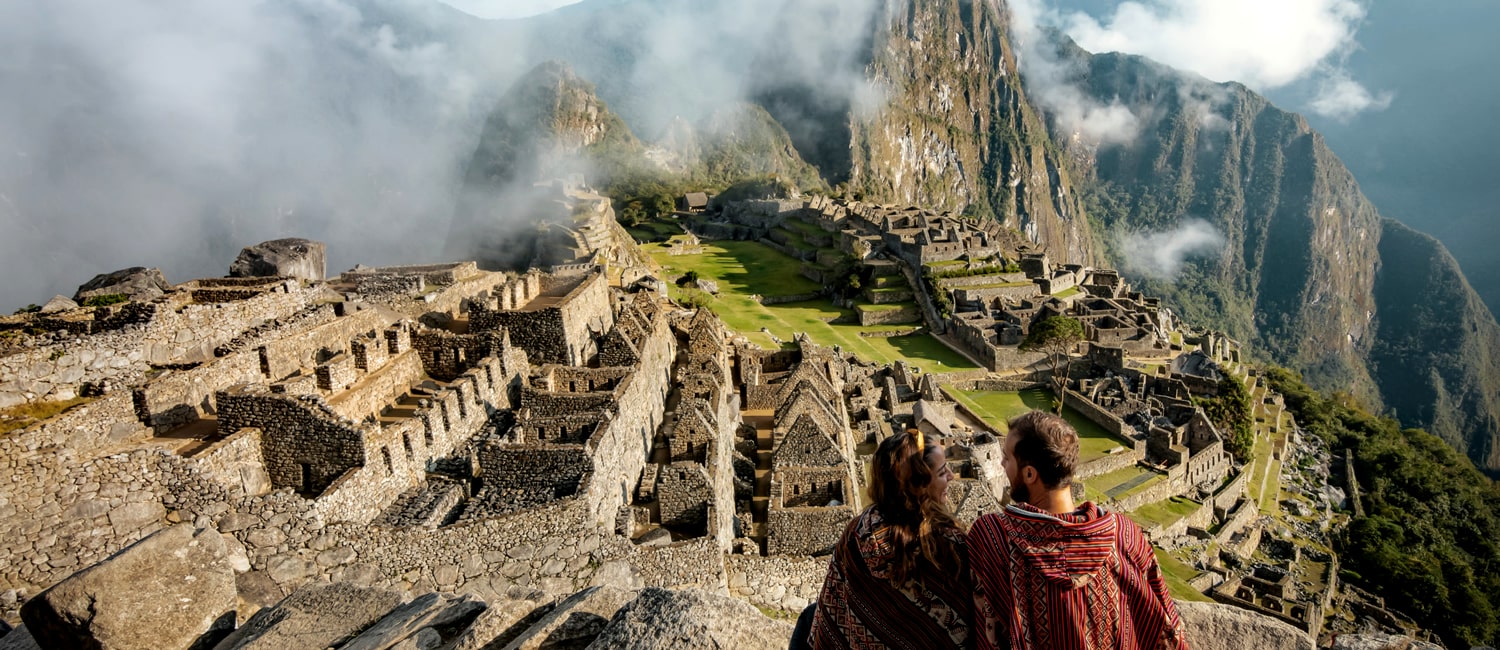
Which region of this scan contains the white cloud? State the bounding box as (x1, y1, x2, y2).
(1119, 220, 1226, 280)
(1006, 0, 1143, 144)
(1053, 0, 1391, 118)
(1309, 69, 1395, 120)
(439, 0, 582, 20)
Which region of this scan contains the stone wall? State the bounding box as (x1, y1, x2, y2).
(194, 427, 271, 497)
(766, 506, 856, 556)
(471, 445, 592, 516)
(1062, 387, 1136, 440)
(134, 352, 262, 433)
(217, 387, 367, 496)
(1075, 448, 1143, 482)
(0, 331, 151, 408)
(324, 351, 424, 423)
(725, 554, 828, 613)
(937, 272, 1030, 289)
(1114, 469, 1182, 512)
(260, 309, 394, 381)
(140, 281, 310, 365)
(657, 463, 713, 530)
(473, 272, 613, 367)
(577, 305, 676, 529)
(953, 284, 1040, 304)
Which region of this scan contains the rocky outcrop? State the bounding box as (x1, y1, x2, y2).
(1331, 633, 1443, 650)
(1176, 601, 1314, 650)
(19, 525, 237, 650)
(229, 238, 327, 282)
(73, 267, 171, 303)
(586, 587, 795, 650)
(338, 592, 487, 650)
(753, 0, 1096, 263)
(499, 585, 638, 650)
(213, 583, 405, 650)
(39, 296, 78, 314)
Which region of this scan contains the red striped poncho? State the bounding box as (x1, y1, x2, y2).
(968, 502, 1189, 650)
(809, 506, 973, 649)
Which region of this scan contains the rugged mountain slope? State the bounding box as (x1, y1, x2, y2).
(446, 61, 638, 268)
(1054, 48, 1500, 473)
(1369, 219, 1500, 470)
(752, 0, 1097, 262)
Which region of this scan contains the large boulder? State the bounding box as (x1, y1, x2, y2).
(229, 238, 326, 282)
(212, 582, 403, 650)
(1331, 633, 1443, 650)
(20, 525, 237, 650)
(1176, 600, 1315, 650)
(73, 267, 171, 303)
(585, 587, 794, 650)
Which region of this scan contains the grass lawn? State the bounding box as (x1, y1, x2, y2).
(1053, 286, 1081, 299)
(1155, 549, 1213, 602)
(783, 218, 826, 238)
(855, 302, 917, 313)
(646, 241, 977, 372)
(1, 397, 95, 436)
(1130, 497, 1203, 530)
(1087, 464, 1166, 501)
(948, 388, 1132, 462)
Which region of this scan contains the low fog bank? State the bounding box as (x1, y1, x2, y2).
(0, 0, 526, 311)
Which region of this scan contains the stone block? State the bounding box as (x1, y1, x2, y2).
(20, 525, 236, 650)
(107, 500, 164, 530)
(213, 582, 402, 650)
(339, 592, 487, 650)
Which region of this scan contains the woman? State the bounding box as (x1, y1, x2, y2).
(804, 430, 973, 649)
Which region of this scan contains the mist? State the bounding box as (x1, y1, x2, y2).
(1006, 0, 1143, 145)
(0, 0, 537, 311)
(1118, 220, 1225, 281)
(0, 0, 889, 312)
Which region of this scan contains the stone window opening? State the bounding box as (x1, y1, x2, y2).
(793, 485, 800, 496)
(403, 432, 414, 457)
(382, 447, 393, 474)
(424, 425, 434, 448)
(300, 463, 314, 493)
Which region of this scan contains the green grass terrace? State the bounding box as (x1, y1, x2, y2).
(1129, 496, 1201, 530)
(947, 388, 1133, 462)
(1084, 464, 1165, 503)
(1156, 548, 1213, 602)
(643, 239, 978, 372)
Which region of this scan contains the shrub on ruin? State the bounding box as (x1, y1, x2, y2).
(82, 294, 129, 308)
(1196, 374, 1255, 461)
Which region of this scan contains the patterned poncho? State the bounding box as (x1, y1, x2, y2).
(809, 506, 973, 650)
(968, 502, 1189, 650)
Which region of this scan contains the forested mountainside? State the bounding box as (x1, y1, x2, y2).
(1047, 44, 1500, 475)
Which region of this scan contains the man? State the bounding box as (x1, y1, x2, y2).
(968, 410, 1189, 650)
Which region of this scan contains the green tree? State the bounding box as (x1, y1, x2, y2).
(1197, 374, 1255, 461)
(1021, 316, 1085, 409)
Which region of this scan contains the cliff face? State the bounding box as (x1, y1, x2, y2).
(753, 0, 1096, 262)
(1055, 48, 1500, 473)
(1369, 219, 1500, 471)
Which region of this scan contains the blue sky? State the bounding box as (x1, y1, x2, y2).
(440, 0, 582, 19)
